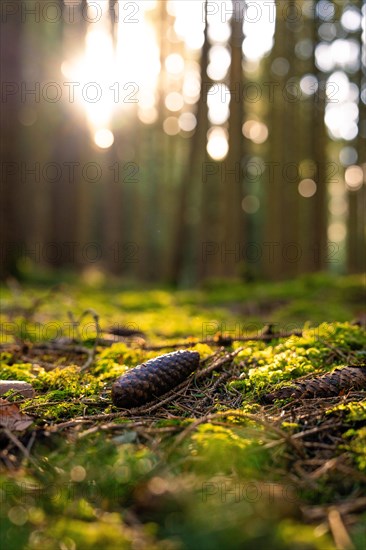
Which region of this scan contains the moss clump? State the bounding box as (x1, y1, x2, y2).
(327, 400, 366, 474)
(33, 366, 102, 396)
(185, 422, 270, 477)
(0, 361, 40, 383)
(15, 367, 104, 421)
(95, 343, 147, 372)
(343, 427, 366, 473)
(328, 400, 366, 423)
(234, 322, 366, 399)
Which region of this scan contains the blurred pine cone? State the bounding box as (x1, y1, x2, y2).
(262, 365, 366, 404)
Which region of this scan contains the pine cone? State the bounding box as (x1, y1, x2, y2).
(107, 325, 145, 338)
(112, 350, 200, 409)
(262, 366, 366, 404)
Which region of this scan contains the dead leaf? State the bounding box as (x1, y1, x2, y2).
(0, 398, 33, 431)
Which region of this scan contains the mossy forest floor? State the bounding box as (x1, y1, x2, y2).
(0, 273, 365, 549)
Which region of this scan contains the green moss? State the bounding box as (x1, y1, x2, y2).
(95, 343, 146, 372)
(343, 427, 366, 473)
(185, 422, 271, 477)
(275, 520, 336, 549)
(235, 322, 366, 399)
(328, 400, 366, 422)
(0, 361, 39, 383)
(327, 401, 366, 474)
(0, 276, 365, 549)
(34, 366, 102, 395)
(47, 517, 133, 549)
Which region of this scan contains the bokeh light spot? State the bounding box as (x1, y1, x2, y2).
(94, 128, 114, 149)
(163, 117, 180, 135)
(242, 120, 268, 144)
(339, 147, 358, 167)
(328, 223, 346, 242)
(179, 112, 197, 132)
(242, 195, 260, 214)
(165, 53, 185, 75)
(165, 92, 184, 112)
(345, 165, 364, 191)
(298, 179, 317, 198)
(8, 506, 28, 526)
(207, 127, 229, 160)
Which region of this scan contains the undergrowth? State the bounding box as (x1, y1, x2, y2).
(0, 274, 365, 549)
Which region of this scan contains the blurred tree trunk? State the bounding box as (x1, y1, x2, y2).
(103, 0, 123, 275)
(296, 3, 314, 273)
(263, 1, 287, 279)
(46, 0, 88, 271)
(263, 0, 328, 279)
(347, 0, 365, 273)
(280, 1, 301, 278)
(169, 0, 210, 285)
(103, 143, 124, 275)
(298, 1, 328, 273)
(148, 1, 171, 282)
(197, 161, 221, 281)
(134, 122, 150, 280)
(310, 2, 328, 272)
(0, 2, 23, 278)
(221, 1, 245, 277)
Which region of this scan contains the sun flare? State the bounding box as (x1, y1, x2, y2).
(61, 0, 160, 147)
(60, 0, 363, 154)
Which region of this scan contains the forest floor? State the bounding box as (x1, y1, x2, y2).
(0, 273, 365, 550)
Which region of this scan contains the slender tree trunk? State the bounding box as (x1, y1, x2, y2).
(280, 1, 301, 278)
(169, 1, 210, 285)
(221, 1, 245, 277)
(263, 1, 287, 279)
(0, 2, 23, 278)
(347, 0, 365, 273)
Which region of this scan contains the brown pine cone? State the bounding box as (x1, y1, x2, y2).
(112, 350, 200, 409)
(262, 366, 366, 404)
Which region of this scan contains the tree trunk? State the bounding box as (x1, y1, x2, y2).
(169, 1, 210, 285)
(221, 1, 245, 278)
(0, 3, 23, 278)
